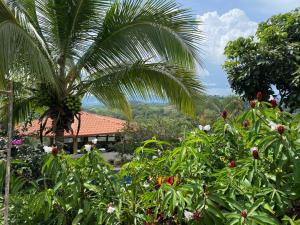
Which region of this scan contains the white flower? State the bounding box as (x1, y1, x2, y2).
(84, 144, 92, 152)
(184, 210, 193, 221)
(269, 95, 275, 101)
(92, 138, 98, 145)
(269, 121, 277, 131)
(203, 125, 211, 131)
(250, 147, 258, 153)
(43, 146, 52, 154)
(224, 123, 232, 132)
(152, 156, 158, 159)
(143, 182, 150, 188)
(198, 125, 203, 130)
(107, 206, 116, 214)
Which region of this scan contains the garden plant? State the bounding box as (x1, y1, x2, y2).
(0, 95, 300, 224)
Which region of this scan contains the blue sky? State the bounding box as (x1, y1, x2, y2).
(176, 0, 300, 95)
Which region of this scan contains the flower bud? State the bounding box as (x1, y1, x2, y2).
(250, 100, 256, 108)
(276, 124, 285, 135)
(256, 92, 262, 101)
(228, 160, 236, 168)
(241, 210, 247, 218)
(221, 110, 228, 120)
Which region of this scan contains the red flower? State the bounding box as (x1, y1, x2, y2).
(52, 146, 59, 156)
(165, 176, 174, 185)
(241, 210, 248, 218)
(250, 100, 256, 108)
(256, 91, 263, 101)
(192, 211, 202, 221)
(251, 147, 259, 159)
(270, 99, 277, 108)
(243, 120, 250, 128)
(228, 160, 236, 168)
(221, 110, 228, 119)
(277, 124, 285, 135)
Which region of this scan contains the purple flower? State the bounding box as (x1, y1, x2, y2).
(11, 139, 23, 146)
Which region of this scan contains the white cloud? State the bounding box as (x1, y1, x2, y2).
(198, 9, 258, 64)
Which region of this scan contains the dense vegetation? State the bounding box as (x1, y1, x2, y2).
(1, 96, 299, 224)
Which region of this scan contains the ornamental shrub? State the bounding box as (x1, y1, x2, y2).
(1, 100, 299, 225)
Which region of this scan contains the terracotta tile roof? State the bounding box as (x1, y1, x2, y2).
(18, 111, 126, 137)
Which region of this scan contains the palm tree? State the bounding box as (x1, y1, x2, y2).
(0, 0, 204, 150)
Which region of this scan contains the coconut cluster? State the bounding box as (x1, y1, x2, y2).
(64, 95, 81, 114)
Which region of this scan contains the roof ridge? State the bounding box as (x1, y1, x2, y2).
(80, 111, 126, 123)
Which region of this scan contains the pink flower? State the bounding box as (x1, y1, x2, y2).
(11, 139, 23, 146)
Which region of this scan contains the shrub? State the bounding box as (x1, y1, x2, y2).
(2, 100, 300, 224)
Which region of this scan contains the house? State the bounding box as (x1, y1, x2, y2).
(18, 111, 126, 151)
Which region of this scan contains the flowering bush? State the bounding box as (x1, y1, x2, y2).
(1, 100, 300, 224)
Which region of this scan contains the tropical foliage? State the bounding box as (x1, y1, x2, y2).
(223, 8, 300, 111)
(0, 0, 204, 149)
(1, 96, 299, 224)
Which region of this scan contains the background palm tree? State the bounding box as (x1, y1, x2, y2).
(0, 0, 204, 150)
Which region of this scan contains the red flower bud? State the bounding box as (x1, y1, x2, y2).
(251, 147, 259, 159)
(192, 211, 202, 221)
(221, 110, 228, 120)
(228, 160, 236, 168)
(277, 124, 285, 135)
(241, 210, 248, 218)
(270, 99, 277, 108)
(256, 91, 262, 101)
(243, 120, 250, 128)
(250, 100, 256, 108)
(52, 146, 59, 156)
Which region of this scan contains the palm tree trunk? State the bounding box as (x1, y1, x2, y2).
(55, 128, 64, 151)
(3, 81, 13, 225)
(73, 137, 78, 154)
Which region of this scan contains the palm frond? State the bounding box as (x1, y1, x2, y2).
(33, 0, 110, 60)
(78, 0, 204, 73)
(86, 61, 204, 116)
(0, 1, 54, 84)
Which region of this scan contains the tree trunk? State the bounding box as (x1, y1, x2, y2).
(55, 128, 64, 151)
(4, 81, 13, 225)
(73, 137, 78, 154)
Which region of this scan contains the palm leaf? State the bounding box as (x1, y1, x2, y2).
(86, 61, 204, 116)
(78, 0, 204, 73)
(0, 0, 54, 84)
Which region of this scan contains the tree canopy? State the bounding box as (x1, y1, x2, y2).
(223, 8, 300, 111)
